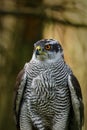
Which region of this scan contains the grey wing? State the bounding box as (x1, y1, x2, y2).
(14, 68, 27, 129)
(68, 74, 84, 130)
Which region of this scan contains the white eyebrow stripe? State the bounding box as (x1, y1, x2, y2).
(45, 40, 58, 45)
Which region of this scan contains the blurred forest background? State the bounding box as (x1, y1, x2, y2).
(0, 0, 87, 130)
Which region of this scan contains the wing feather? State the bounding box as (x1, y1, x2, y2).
(68, 74, 84, 130)
(14, 68, 27, 129)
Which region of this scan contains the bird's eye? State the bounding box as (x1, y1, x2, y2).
(45, 44, 51, 50)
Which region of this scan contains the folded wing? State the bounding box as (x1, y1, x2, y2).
(68, 74, 84, 130)
(14, 68, 27, 129)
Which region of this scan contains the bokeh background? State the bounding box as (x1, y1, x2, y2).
(0, 0, 87, 130)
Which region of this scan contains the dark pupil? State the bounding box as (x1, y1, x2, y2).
(45, 45, 50, 49)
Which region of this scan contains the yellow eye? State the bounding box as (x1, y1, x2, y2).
(45, 44, 51, 50)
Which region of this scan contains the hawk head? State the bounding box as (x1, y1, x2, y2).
(32, 39, 64, 62)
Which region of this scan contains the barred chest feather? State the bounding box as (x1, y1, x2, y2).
(25, 59, 72, 128)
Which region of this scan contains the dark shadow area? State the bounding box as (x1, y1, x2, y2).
(0, 1, 44, 130)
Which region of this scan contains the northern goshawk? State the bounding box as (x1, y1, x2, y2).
(14, 39, 84, 130)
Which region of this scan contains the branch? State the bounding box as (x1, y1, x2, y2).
(0, 7, 87, 28)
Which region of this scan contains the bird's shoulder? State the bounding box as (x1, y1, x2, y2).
(14, 63, 29, 127)
(68, 74, 83, 100)
(68, 74, 84, 130)
(15, 69, 25, 91)
(15, 63, 28, 91)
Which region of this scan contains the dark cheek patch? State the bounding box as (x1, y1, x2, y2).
(52, 44, 62, 53)
(58, 44, 63, 52)
(53, 44, 58, 52)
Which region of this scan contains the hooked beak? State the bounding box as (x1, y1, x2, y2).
(35, 46, 41, 55)
(35, 46, 46, 56)
(35, 46, 48, 60)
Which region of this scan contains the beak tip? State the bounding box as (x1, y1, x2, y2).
(36, 49, 40, 55)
